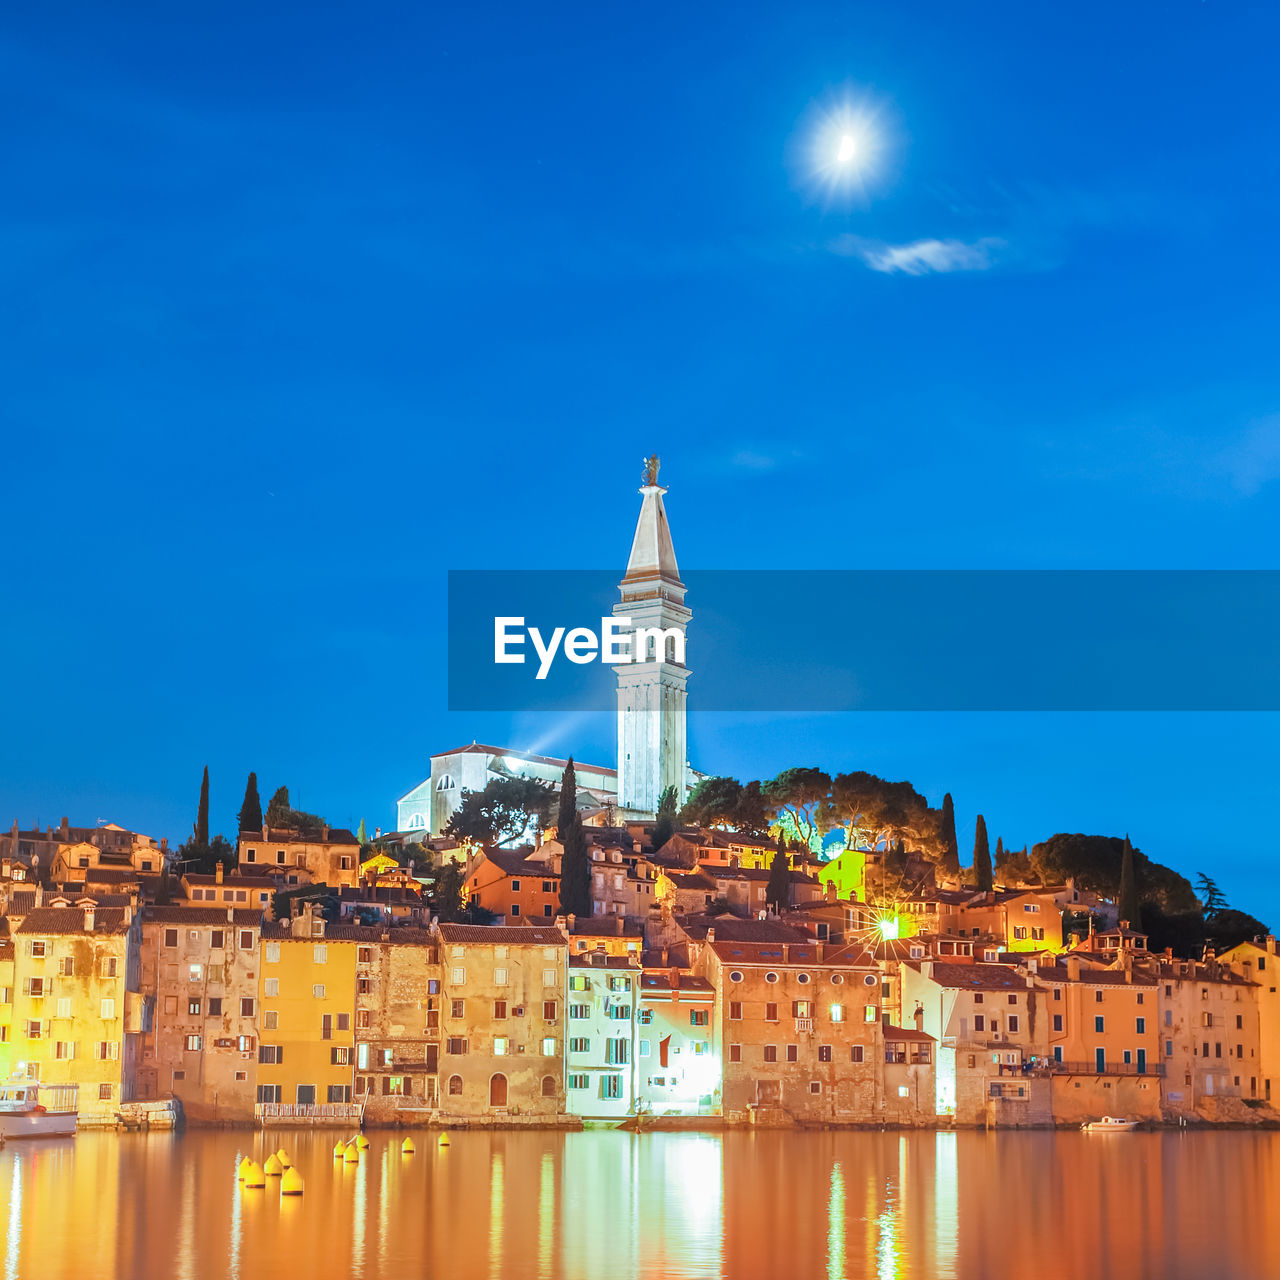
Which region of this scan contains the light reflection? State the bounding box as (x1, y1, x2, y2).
(538, 1151, 554, 1280)
(489, 1149, 505, 1280)
(827, 1161, 845, 1280)
(4, 1154, 21, 1280)
(352, 1141, 367, 1274)
(228, 1151, 242, 1280)
(934, 1132, 958, 1278)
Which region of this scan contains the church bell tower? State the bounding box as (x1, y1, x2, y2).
(614, 456, 690, 818)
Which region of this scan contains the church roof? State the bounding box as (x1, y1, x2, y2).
(426, 744, 617, 779)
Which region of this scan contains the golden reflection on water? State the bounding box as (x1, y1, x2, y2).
(2, 1129, 1280, 1279)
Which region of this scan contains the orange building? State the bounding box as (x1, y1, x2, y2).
(464, 848, 560, 925)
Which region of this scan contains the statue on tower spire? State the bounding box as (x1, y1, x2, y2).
(642, 454, 660, 487)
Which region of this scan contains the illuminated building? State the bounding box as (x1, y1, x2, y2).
(1222, 935, 1280, 1103)
(135, 905, 262, 1122)
(636, 965, 719, 1115)
(236, 823, 362, 889)
(564, 951, 642, 1118)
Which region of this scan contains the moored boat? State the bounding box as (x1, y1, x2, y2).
(0, 1079, 79, 1139)
(1082, 1115, 1138, 1132)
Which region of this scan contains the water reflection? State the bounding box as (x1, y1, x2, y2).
(1, 1129, 1279, 1279)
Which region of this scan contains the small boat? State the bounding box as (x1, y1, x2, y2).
(1082, 1115, 1138, 1132)
(0, 1079, 79, 1139)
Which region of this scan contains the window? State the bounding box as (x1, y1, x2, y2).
(543, 1001, 558, 1023)
(493, 1037, 508, 1056)
(809, 1082, 822, 1094)
(208, 997, 223, 1017)
(54, 1040, 75, 1059)
(163, 929, 178, 949)
(312, 984, 326, 1000)
(328, 1085, 352, 1103)
(690, 1009, 709, 1027)
(58, 957, 75, 977)
(210, 930, 225, 950)
(542, 1075, 556, 1097)
(26, 1021, 42, 1040)
(865, 1004, 878, 1022)
(56, 998, 72, 1019)
(451, 999, 466, 1018)
(258, 1045, 283, 1064)
(567, 1074, 589, 1090)
(1095, 1016, 1105, 1033)
(851, 1046, 864, 1063)
(296, 1085, 316, 1106)
(974, 1015, 986, 1033)
(765, 1002, 778, 1022)
(765, 972, 779, 984)
(569, 1003, 590, 1020)
(1053, 1014, 1063, 1032)
(1008, 1016, 1020, 1033)
(542, 1037, 558, 1057)
(604, 1038, 627, 1064)
(238, 997, 254, 1017)
(189, 965, 203, 982)
(973, 994, 983, 1005)
(98, 1084, 113, 1101)
(185, 1035, 202, 1052)
(257, 1084, 281, 1104)
(729, 1001, 743, 1020)
(764, 1045, 778, 1063)
(818, 1045, 832, 1063)
(494, 967, 508, 986)
(730, 1044, 742, 1063)
(1136, 1017, 1146, 1034)
(451, 967, 466, 985)
(493, 1000, 508, 1020)
(1096, 990, 1104, 1003)
(101, 998, 116, 1020)
(447, 1038, 469, 1055)
(448, 1074, 464, 1096)
(601, 1075, 623, 1100)
(239, 930, 254, 950)
(786, 1044, 798, 1062)
(330, 1047, 351, 1065)
(188, 998, 202, 1016)
(428, 979, 440, 995)
(543, 969, 558, 988)
(265, 941, 280, 963)
(569, 1037, 590, 1053)
(638, 1039, 651, 1057)
(609, 1005, 632, 1021)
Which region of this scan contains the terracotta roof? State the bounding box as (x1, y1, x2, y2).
(569, 954, 641, 970)
(640, 973, 715, 995)
(477, 848, 555, 877)
(569, 918, 644, 938)
(259, 921, 436, 944)
(436, 923, 566, 946)
(1032, 964, 1157, 988)
(144, 907, 264, 926)
(16, 907, 131, 936)
(709, 940, 876, 968)
(430, 743, 617, 778)
(241, 828, 359, 846)
(910, 962, 1032, 991)
(184, 871, 277, 887)
(676, 916, 809, 944)
(884, 1025, 936, 1042)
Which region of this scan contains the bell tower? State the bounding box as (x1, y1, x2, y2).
(614, 456, 691, 817)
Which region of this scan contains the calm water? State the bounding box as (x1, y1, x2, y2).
(2, 1127, 1278, 1279)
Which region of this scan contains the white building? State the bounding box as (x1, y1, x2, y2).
(565, 952, 641, 1118)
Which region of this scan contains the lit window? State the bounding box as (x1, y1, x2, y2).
(542, 1038, 557, 1057)
(494, 1037, 508, 1056)
(830, 1004, 843, 1023)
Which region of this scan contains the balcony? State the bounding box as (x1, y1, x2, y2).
(1034, 1060, 1166, 1078)
(794, 1018, 814, 1034)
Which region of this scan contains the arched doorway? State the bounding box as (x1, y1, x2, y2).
(489, 1073, 508, 1108)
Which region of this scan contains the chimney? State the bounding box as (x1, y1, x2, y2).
(913, 1005, 924, 1031)
(781, 944, 790, 963)
(60, 817, 69, 838)
(1066, 955, 1081, 982)
(920, 960, 933, 980)
(82, 905, 95, 932)
(815, 942, 824, 962)
(706, 928, 715, 946)
(825, 881, 836, 902)
(227, 906, 235, 924)
(614, 916, 624, 936)
(215, 862, 224, 885)
(262, 822, 268, 840)
(1268, 936, 1277, 955)
(322, 826, 330, 841)
(661, 946, 669, 966)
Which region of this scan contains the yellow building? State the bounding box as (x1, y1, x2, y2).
(1222, 935, 1279, 1104)
(256, 911, 358, 1118)
(238, 825, 361, 889)
(9, 900, 144, 1122)
(0, 940, 14, 1077)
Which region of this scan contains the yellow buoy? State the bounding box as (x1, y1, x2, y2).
(276, 1149, 292, 1169)
(238, 1156, 253, 1182)
(281, 1166, 305, 1196)
(343, 1142, 360, 1164)
(356, 1134, 370, 1150)
(401, 1137, 416, 1155)
(438, 1133, 450, 1147)
(333, 1140, 346, 1158)
(264, 1153, 283, 1177)
(243, 1161, 266, 1189)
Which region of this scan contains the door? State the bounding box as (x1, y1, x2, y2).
(1095, 1048, 1106, 1073)
(1136, 1049, 1147, 1074)
(489, 1074, 508, 1108)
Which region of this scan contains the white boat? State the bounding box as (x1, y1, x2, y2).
(0, 1079, 79, 1139)
(1082, 1115, 1138, 1132)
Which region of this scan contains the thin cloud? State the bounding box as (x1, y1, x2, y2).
(831, 234, 1005, 276)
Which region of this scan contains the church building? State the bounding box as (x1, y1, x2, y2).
(396, 457, 694, 835)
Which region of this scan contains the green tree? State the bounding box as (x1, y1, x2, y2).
(1118, 834, 1141, 929)
(432, 861, 466, 921)
(973, 814, 993, 892)
(1195, 873, 1228, 917)
(766, 839, 791, 913)
(195, 766, 210, 848)
(652, 785, 678, 852)
(444, 776, 553, 848)
(557, 761, 592, 917)
(238, 771, 262, 833)
(763, 767, 832, 850)
(1029, 833, 1198, 915)
(681, 776, 744, 828)
(939, 792, 960, 876)
(734, 780, 772, 837)
(266, 785, 291, 825)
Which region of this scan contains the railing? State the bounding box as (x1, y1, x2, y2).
(254, 1103, 362, 1120)
(1034, 1060, 1165, 1078)
(794, 1018, 814, 1033)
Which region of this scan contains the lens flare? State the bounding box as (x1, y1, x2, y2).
(789, 88, 890, 208)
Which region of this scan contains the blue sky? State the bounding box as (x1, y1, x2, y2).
(2, 3, 1277, 918)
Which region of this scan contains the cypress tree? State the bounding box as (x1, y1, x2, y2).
(973, 814, 993, 892)
(766, 837, 791, 914)
(1118, 834, 1141, 929)
(940, 793, 960, 877)
(558, 761, 592, 917)
(195, 766, 210, 848)
(238, 771, 262, 833)
(652, 785, 677, 852)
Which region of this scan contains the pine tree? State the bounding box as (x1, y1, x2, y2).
(267, 786, 290, 826)
(238, 771, 262, 833)
(652, 785, 677, 852)
(766, 838, 791, 914)
(940, 793, 960, 876)
(973, 814, 993, 892)
(195, 766, 210, 848)
(356, 818, 369, 847)
(558, 761, 592, 917)
(1118, 834, 1141, 929)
